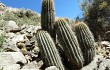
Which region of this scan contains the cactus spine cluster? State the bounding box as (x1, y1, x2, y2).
(55, 19, 84, 69)
(41, 0, 55, 40)
(36, 30, 65, 70)
(75, 22, 95, 65)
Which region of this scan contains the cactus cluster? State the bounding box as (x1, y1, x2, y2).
(35, 0, 96, 70)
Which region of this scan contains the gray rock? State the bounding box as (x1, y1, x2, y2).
(45, 66, 59, 70)
(22, 61, 42, 69)
(2, 33, 26, 51)
(81, 55, 110, 70)
(101, 41, 110, 47)
(21, 25, 41, 36)
(0, 52, 27, 66)
(32, 47, 39, 55)
(4, 21, 20, 32)
(98, 59, 110, 70)
(0, 64, 20, 70)
(21, 69, 40, 70)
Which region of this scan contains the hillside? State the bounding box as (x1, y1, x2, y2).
(0, 2, 41, 26)
(0, 1, 110, 70)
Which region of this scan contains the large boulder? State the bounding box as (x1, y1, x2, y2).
(21, 25, 41, 36)
(0, 52, 27, 66)
(81, 55, 110, 70)
(0, 64, 20, 70)
(3, 21, 20, 32)
(2, 33, 26, 51)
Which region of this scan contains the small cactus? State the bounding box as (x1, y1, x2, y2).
(55, 19, 84, 69)
(41, 0, 56, 40)
(75, 22, 95, 65)
(36, 30, 65, 70)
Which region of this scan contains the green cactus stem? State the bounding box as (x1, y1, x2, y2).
(75, 22, 95, 65)
(55, 19, 84, 69)
(36, 30, 65, 70)
(41, 0, 56, 41)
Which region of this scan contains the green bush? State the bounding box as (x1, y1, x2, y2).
(2, 8, 40, 26)
(0, 33, 5, 51)
(81, 0, 110, 41)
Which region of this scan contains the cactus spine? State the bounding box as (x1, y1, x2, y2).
(75, 22, 95, 65)
(41, 0, 56, 40)
(55, 19, 84, 69)
(36, 30, 65, 70)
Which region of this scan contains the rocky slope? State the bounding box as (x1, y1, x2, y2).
(1, 2, 110, 70)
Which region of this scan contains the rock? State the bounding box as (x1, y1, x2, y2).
(24, 47, 39, 61)
(101, 41, 110, 47)
(96, 41, 110, 58)
(9, 34, 26, 43)
(10, 28, 21, 33)
(20, 47, 28, 55)
(22, 61, 42, 69)
(81, 55, 110, 70)
(0, 64, 20, 70)
(2, 33, 27, 51)
(2, 41, 20, 52)
(17, 42, 26, 49)
(26, 35, 33, 40)
(45, 66, 59, 70)
(21, 25, 41, 36)
(0, 52, 27, 66)
(21, 69, 40, 70)
(98, 59, 110, 70)
(4, 21, 20, 32)
(32, 47, 39, 55)
(17, 42, 28, 55)
(0, 2, 6, 8)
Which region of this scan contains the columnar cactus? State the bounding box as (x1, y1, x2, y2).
(41, 0, 55, 40)
(55, 19, 84, 69)
(36, 30, 65, 70)
(75, 22, 95, 65)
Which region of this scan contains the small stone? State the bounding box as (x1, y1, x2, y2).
(21, 47, 28, 55)
(17, 42, 25, 49)
(22, 61, 40, 69)
(26, 35, 33, 40)
(45, 66, 59, 70)
(21, 69, 40, 70)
